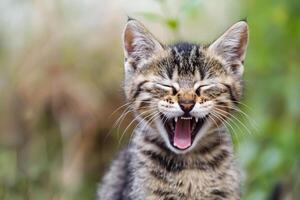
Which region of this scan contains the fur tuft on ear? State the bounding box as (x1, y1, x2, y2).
(123, 19, 164, 72)
(208, 21, 249, 76)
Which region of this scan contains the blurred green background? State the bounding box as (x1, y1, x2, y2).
(0, 0, 300, 199)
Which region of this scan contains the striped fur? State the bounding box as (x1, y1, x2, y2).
(97, 19, 248, 200)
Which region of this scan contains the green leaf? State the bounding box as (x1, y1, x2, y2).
(165, 18, 179, 30)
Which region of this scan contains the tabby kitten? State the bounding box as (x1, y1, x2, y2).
(97, 19, 249, 200)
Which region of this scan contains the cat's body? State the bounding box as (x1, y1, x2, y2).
(97, 19, 249, 200)
(98, 126, 240, 200)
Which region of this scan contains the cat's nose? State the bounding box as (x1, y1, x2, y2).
(179, 100, 195, 114)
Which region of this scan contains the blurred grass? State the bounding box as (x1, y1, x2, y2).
(0, 0, 300, 200)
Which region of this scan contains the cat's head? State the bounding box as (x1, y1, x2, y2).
(122, 19, 248, 154)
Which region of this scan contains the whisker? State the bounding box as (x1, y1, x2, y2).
(213, 107, 252, 136)
(214, 107, 253, 137)
(210, 111, 241, 145)
(115, 104, 157, 138)
(109, 102, 133, 117)
(207, 114, 223, 143)
(128, 111, 160, 145)
(222, 99, 254, 112)
(211, 110, 243, 137)
(216, 104, 258, 132)
(110, 99, 153, 118)
(104, 105, 133, 142)
(118, 108, 158, 145)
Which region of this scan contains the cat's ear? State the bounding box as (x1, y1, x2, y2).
(208, 21, 249, 76)
(123, 19, 164, 72)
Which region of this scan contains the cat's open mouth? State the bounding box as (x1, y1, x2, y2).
(160, 114, 208, 150)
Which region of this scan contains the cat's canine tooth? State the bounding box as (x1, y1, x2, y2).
(175, 117, 178, 122)
(195, 118, 198, 122)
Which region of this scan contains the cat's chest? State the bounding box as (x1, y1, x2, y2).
(138, 168, 228, 200)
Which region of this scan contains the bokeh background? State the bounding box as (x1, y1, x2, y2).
(0, 0, 300, 199)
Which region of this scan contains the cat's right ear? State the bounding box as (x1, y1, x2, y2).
(208, 21, 249, 76)
(123, 19, 164, 73)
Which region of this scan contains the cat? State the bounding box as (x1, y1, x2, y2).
(97, 18, 249, 200)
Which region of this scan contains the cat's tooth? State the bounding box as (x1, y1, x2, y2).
(170, 122, 174, 130)
(175, 117, 178, 122)
(195, 118, 199, 123)
(192, 122, 196, 130)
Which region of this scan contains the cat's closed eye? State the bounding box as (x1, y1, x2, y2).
(195, 84, 208, 96)
(155, 83, 178, 95)
(200, 84, 226, 97)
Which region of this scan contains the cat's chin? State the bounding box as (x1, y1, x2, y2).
(158, 113, 208, 153)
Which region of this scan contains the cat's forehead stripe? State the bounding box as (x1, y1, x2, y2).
(169, 43, 206, 78)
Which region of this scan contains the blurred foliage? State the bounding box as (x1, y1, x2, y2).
(0, 0, 299, 200)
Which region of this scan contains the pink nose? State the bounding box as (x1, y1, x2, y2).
(179, 100, 195, 114)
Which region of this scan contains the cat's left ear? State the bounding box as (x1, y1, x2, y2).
(123, 19, 164, 72)
(208, 21, 249, 76)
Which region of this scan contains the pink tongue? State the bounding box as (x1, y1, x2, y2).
(174, 118, 192, 149)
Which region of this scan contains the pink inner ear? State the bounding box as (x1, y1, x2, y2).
(236, 28, 248, 60)
(208, 21, 248, 63)
(124, 28, 135, 56)
(123, 20, 165, 67)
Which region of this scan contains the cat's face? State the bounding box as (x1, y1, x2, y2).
(123, 19, 248, 154)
